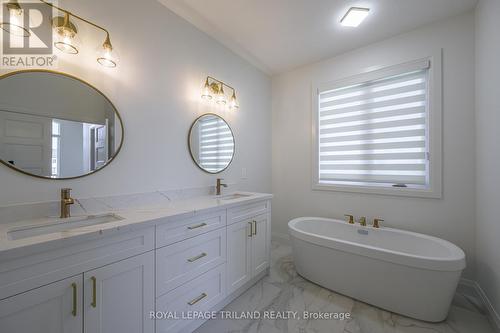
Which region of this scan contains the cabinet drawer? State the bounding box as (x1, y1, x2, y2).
(155, 264, 226, 333)
(227, 200, 269, 225)
(0, 227, 154, 300)
(156, 229, 226, 297)
(155, 210, 225, 248)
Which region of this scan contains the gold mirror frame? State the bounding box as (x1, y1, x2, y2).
(188, 113, 235, 174)
(0, 69, 124, 180)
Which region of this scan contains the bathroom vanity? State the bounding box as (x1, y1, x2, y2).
(0, 192, 272, 333)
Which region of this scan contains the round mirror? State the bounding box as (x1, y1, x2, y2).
(188, 113, 234, 174)
(0, 70, 123, 179)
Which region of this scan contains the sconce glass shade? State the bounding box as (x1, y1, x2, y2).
(0, 1, 30, 37)
(53, 14, 80, 54)
(97, 36, 118, 68)
(228, 91, 239, 110)
(216, 84, 227, 105)
(201, 78, 212, 100)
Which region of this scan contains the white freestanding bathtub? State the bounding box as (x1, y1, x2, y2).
(288, 217, 466, 322)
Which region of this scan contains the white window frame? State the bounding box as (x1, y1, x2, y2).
(312, 52, 442, 198)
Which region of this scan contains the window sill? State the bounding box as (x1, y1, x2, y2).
(312, 183, 442, 199)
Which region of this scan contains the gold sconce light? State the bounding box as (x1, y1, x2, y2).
(201, 76, 239, 110)
(1, 0, 119, 68)
(53, 12, 80, 54)
(0, 0, 30, 37)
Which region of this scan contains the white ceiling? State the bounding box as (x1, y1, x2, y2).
(158, 0, 478, 75)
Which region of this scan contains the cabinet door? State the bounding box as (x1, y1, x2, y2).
(252, 214, 270, 276)
(84, 252, 154, 333)
(0, 275, 83, 333)
(226, 219, 252, 294)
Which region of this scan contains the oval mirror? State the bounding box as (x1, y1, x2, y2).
(0, 70, 123, 179)
(188, 113, 234, 174)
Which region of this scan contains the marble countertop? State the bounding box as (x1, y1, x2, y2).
(0, 191, 272, 258)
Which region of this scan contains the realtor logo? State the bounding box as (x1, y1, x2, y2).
(1, 1, 56, 68)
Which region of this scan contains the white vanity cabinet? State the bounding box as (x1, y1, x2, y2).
(0, 195, 272, 333)
(0, 275, 83, 333)
(0, 252, 154, 333)
(227, 211, 270, 294)
(154, 199, 271, 333)
(84, 252, 154, 333)
(0, 227, 155, 333)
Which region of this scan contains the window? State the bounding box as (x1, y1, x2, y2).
(313, 58, 442, 197)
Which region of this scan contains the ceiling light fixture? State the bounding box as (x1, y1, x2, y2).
(201, 76, 239, 110)
(340, 7, 370, 27)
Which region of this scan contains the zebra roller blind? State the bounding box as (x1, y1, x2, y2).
(317, 61, 430, 188)
(197, 115, 234, 173)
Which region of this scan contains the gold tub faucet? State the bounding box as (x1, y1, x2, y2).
(344, 214, 354, 224)
(359, 217, 367, 226)
(373, 218, 384, 228)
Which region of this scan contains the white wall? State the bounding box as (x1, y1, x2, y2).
(0, 0, 271, 204)
(475, 0, 500, 317)
(0, 73, 109, 124)
(272, 12, 476, 277)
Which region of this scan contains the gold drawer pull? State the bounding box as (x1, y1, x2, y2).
(187, 222, 207, 230)
(91, 276, 97, 308)
(187, 292, 207, 306)
(71, 282, 77, 317)
(187, 252, 207, 262)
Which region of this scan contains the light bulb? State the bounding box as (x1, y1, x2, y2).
(201, 78, 212, 100)
(0, 1, 30, 37)
(216, 84, 226, 105)
(228, 91, 239, 110)
(97, 35, 118, 68)
(53, 13, 80, 54)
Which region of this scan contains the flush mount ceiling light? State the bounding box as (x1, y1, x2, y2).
(340, 7, 370, 27)
(201, 76, 239, 110)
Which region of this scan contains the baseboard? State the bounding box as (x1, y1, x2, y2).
(459, 278, 500, 332)
(271, 231, 290, 245)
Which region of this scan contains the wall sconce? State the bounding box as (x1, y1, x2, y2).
(201, 76, 239, 110)
(1, 0, 119, 68)
(0, 0, 30, 37)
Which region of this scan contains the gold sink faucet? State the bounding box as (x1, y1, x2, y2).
(216, 178, 228, 195)
(60, 188, 75, 218)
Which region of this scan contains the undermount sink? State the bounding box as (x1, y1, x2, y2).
(218, 193, 252, 201)
(7, 213, 124, 241)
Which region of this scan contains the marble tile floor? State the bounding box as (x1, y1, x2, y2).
(195, 241, 496, 333)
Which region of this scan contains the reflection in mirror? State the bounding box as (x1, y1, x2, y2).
(189, 114, 234, 174)
(0, 70, 123, 179)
